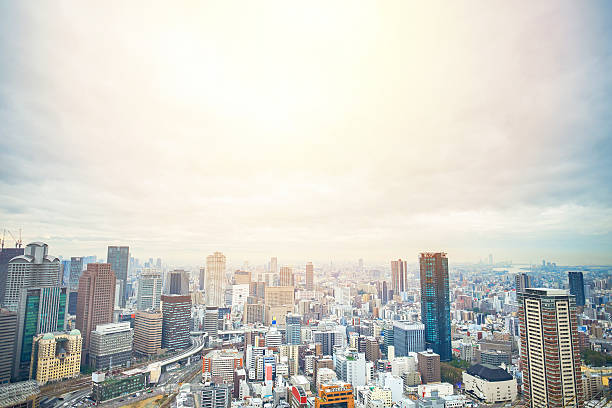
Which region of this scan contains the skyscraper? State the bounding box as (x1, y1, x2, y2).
(68, 256, 83, 315)
(286, 314, 302, 345)
(518, 288, 583, 408)
(0, 309, 17, 383)
(306, 262, 314, 291)
(3, 242, 61, 311)
(206, 252, 226, 307)
(167, 269, 190, 295)
(515, 273, 531, 293)
(392, 322, 425, 356)
(161, 294, 191, 350)
(199, 267, 206, 291)
(107, 246, 129, 307)
(0, 247, 24, 306)
(76, 263, 116, 358)
(270, 257, 277, 274)
(133, 310, 162, 355)
(568, 272, 585, 307)
(280, 266, 294, 287)
(391, 259, 408, 294)
(137, 269, 162, 311)
(13, 286, 68, 380)
(419, 252, 451, 362)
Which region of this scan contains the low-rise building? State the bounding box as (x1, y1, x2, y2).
(91, 371, 147, 403)
(202, 349, 243, 384)
(30, 330, 82, 385)
(89, 322, 133, 370)
(0, 380, 40, 408)
(462, 364, 517, 404)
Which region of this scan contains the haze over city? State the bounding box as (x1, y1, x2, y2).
(1, 2, 612, 264)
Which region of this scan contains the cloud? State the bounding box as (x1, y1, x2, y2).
(1, 1, 611, 265)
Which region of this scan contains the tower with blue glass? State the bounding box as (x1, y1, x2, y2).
(419, 252, 451, 361)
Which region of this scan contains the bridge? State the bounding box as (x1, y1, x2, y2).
(124, 334, 207, 383)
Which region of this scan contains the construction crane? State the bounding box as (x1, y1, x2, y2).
(3, 229, 23, 248)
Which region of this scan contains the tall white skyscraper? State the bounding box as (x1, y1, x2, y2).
(206, 252, 226, 307)
(137, 268, 163, 311)
(270, 257, 277, 274)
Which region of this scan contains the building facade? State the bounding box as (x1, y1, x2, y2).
(265, 286, 294, 307)
(0, 247, 24, 306)
(206, 252, 226, 307)
(419, 252, 451, 361)
(137, 269, 162, 311)
(133, 310, 162, 355)
(391, 259, 408, 295)
(161, 294, 191, 350)
(107, 246, 129, 307)
(393, 322, 425, 356)
(89, 322, 133, 370)
(518, 288, 583, 408)
(462, 364, 517, 403)
(306, 262, 314, 291)
(0, 309, 17, 383)
(280, 267, 294, 287)
(417, 351, 441, 384)
(568, 272, 585, 307)
(515, 273, 531, 293)
(30, 330, 82, 385)
(286, 314, 302, 345)
(167, 270, 190, 295)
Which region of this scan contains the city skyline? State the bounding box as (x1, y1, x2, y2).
(1, 2, 612, 265)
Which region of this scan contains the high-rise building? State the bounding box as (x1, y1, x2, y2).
(133, 310, 162, 355)
(161, 294, 191, 350)
(335, 350, 367, 387)
(264, 286, 294, 307)
(393, 322, 425, 356)
(89, 322, 133, 370)
(419, 252, 451, 361)
(76, 263, 116, 357)
(167, 269, 190, 295)
(204, 307, 219, 339)
(568, 272, 585, 307)
(206, 252, 226, 307)
(0, 309, 17, 384)
(244, 303, 265, 324)
(30, 330, 82, 385)
(391, 259, 408, 294)
(365, 337, 381, 362)
(202, 349, 243, 384)
(270, 257, 278, 274)
(137, 269, 162, 311)
(0, 247, 24, 306)
(13, 286, 68, 380)
(306, 262, 314, 291)
(417, 350, 441, 383)
(69, 257, 84, 289)
(107, 246, 129, 307)
(518, 288, 583, 408)
(199, 267, 206, 291)
(286, 314, 302, 345)
(313, 330, 336, 356)
(3, 242, 61, 311)
(515, 273, 531, 293)
(280, 266, 294, 287)
(234, 270, 251, 285)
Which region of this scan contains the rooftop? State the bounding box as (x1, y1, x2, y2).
(466, 364, 513, 382)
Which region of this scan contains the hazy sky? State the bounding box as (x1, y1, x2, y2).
(1, 2, 611, 266)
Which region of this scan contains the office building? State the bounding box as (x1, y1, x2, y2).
(0, 380, 40, 408)
(3, 242, 61, 311)
(161, 294, 191, 350)
(107, 246, 129, 307)
(391, 259, 408, 294)
(202, 349, 243, 384)
(0, 247, 24, 306)
(244, 303, 265, 324)
(133, 310, 162, 355)
(206, 252, 226, 307)
(234, 270, 251, 285)
(69, 257, 83, 290)
(393, 322, 425, 356)
(315, 382, 355, 408)
(568, 272, 585, 307)
(313, 330, 336, 356)
(518, 288, 583, 408)
(515, 273, 531, 293)
(30, 330, 82, 385)
(0, 309, 17, 383)
(231, 284, 249, 307)
(200, 383, 232, 408)
(265, 286, 294, 307)
(462, 364, 517, 403)
(306, 262, 314, 290)
(89, 322, 133, 370)
(417, 350, 440, 384)
(13, 286, 68, 380)
(76, 263, 116, 356)
(270, 257, 278, 274)
(204, 307, 219, 339)
(365, 337, 381, 362)
(280, 266, 294, 287)
(335, 350, 367, 387)
(168, 269, 190, 295)
(137, 269, 162, 311)
(92, 372, 147, 403)
(199, 267, 206, 291)
(419, 252, 451, 361)
(286, 314, 302, 345)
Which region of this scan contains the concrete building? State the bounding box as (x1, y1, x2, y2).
(568, 272, 585, 307)
(161, 294, 191, 350)
(419, 252, 451, 362)
(205, 252, 226, 307)
(0, 309, 16, 383)
(244, 303, 265, 324)
(199, 267, 206, 291)
(76, 263, 116, 358)
(418, 350, 441, 384)
(306, 262, 314, 291)
(265, 286, 294, 307)
(200, 383, 232, 408)
(316, 367, 337, 391)
(286, 314, 302, 345)
(280, 267, 294, 287)
(393, 322, 425, 356)
(518, 288, 582, 408)
(91, 372, 147, 403)
(137, 268, 162, 311)
(270, 257, 278, 274)
(0, 380, 40, 408)
(391, 259, 408, 294)
(0, 247, 24, 306)
(315, 382, 354, 408)
(107, 246, 129, 307)
(462, 364, 517, 403)
(202, 349, 243, 384)
(167, 269, 190, 295)
(234, 270, 251, 285)
(266, 305, 293, 325)
(335, 350, 367, 387)
(365, 336, 381, 362)
(515, 273, 531, 293)
(3, 242, 61, 311)
(89, 322, 133, 370)
(133, 310, 162, 355)
(13, 286, 68, 381)
(30, 330, 82, 385)
(231, 284, 250, 307)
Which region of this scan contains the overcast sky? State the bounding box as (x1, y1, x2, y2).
(1, 2, 611, 266)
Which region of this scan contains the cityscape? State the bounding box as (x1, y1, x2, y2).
(1, 2, 612, 408)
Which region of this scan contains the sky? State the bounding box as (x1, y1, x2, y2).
(1, 2, 611, 266)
